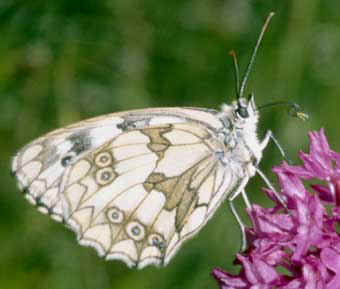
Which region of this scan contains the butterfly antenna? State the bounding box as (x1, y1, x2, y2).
(229, 50, 241, 99)
(258, 101, 309, 121)
(239, 12, 275, 98)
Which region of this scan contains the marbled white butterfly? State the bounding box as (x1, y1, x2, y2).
(11, 12, 306, 269)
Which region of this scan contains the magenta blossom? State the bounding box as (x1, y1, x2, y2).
(212, 129, 340, 289)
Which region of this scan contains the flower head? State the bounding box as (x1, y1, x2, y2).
(212, 129, 340, 289)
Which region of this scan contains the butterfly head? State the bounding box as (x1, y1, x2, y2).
(234, 94, 258, 123)
(221, 94, 259, 129)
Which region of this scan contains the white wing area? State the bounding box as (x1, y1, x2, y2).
(11, 107, 239, 268)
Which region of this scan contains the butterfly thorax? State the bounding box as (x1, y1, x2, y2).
(217, 97, 261, 177)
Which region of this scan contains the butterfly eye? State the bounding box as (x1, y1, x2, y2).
(236, 106, 249, 118)
(95, 167, 116, 185)
(106, 207, 124, 224)
(94, 151, 113, 168)
(126, 221, 146, 241)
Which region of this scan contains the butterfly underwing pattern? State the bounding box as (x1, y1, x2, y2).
(11, 13, 284, 269)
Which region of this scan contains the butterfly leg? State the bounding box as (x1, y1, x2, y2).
(260, 130, 289, 209)
(261, 130, 291, 164)
(256, 167, 287, 210)
(227, 177, 250, 251)
(228, 199, 247, 251)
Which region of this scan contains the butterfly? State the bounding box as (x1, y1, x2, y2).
(11, 13, 305, 269)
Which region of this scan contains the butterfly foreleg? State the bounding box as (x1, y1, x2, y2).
(261, 130, 291, 164)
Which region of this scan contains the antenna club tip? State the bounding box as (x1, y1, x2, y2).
(269, 11, 275, 17)
(288, 103, 309, 121)
(297, 112, 309, 121)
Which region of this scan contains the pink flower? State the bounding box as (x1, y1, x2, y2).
(212, 129, 340, 289)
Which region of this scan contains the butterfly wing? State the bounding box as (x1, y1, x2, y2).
(12, 108, 237, 268)
(11, 107, 224, 221)
(60, 122, 237, 268)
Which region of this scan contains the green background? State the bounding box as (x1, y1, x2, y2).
(1, 1, 339, 289)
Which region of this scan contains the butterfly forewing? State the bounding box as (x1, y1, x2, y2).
(11, 108, 239, 268)
(11, 114, 125, 221)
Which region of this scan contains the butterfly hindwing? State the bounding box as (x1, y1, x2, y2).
(60, 122, 236, 268)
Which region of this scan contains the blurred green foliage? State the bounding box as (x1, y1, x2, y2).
(1, 1, 340, 289)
